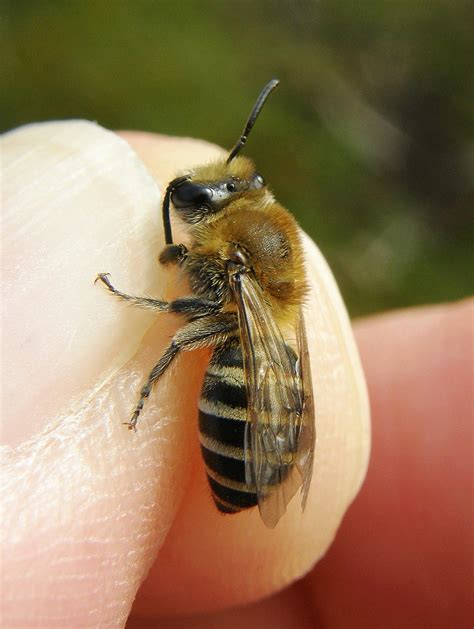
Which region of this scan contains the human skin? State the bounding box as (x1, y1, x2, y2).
(1, 123, 470, 628)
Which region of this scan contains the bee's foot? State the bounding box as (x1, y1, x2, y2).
(123, 410, 140, 432)
(122, 421, 137, 432)
(94, 272, 112, 286)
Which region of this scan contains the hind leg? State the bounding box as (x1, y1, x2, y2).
(126, 313, 237, 430)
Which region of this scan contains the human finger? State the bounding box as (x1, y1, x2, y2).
(1, 121, 215, 626)
(308, 301, 472, 627)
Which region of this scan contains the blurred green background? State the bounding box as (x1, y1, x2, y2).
(2, 0, 472, 316)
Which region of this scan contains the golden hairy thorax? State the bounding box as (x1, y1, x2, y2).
(183, 158, 308, 326)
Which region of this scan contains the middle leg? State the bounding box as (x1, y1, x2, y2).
(95, 273, 221, 317)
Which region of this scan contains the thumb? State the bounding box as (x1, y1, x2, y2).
(1, 121, 219, 626)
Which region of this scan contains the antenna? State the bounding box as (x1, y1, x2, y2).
(226, 79, 280, 163)
(162, 175, 189, 245)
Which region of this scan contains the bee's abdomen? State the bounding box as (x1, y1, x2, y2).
(198, 339, 258, 514)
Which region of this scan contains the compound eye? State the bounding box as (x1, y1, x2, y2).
(252, 172, 265, 188)
(171, 182, 213, 208)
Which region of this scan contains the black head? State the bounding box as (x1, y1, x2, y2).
(170, 170, 266, 224)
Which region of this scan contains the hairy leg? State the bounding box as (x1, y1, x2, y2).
(126, 313, 237, 430)
(95, 273, 221, 317)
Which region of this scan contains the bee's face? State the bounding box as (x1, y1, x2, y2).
(171, 156, 266, 225)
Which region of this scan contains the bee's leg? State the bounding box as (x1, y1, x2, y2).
(94, 273, 170, 312)
(159, 243, 188, 266)
(126, 313, 237, 430)
(95, 273, 222, 317)
(168, 297, 222, 318)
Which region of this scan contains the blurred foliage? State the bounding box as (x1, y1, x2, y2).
(1, 0, 472, 316)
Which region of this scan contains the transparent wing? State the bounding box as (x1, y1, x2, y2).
(230, 270, 315, 528)
(295, 307, 315, 510)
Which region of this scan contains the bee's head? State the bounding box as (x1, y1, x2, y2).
(170, 157, 267, 225)
(162, 79, 279, 244)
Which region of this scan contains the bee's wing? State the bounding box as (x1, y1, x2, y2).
(295, 307, 315, 511)
(230, 271, 315, 528)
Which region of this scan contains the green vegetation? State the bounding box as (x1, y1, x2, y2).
(2, 1, 472, 316)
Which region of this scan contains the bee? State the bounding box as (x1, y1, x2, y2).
(96, 79, 315, 528)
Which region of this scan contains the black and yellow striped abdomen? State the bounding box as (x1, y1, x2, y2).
(198, 337, 259, 514)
